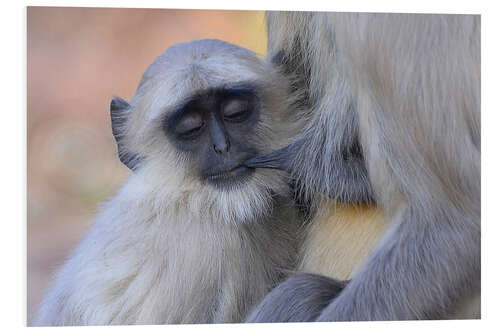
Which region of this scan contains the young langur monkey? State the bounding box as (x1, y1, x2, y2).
(246, 12, 480, 321)
(36, 39, 303, 325)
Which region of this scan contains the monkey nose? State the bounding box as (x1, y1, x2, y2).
(209, 115, 230, 154)
(213, 138, 230, 154)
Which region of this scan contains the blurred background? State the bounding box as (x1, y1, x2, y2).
(27, 7, 267, 325)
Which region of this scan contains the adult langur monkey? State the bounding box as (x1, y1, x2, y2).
(245, 12, 480, 321)
(36, 39, 307, 325)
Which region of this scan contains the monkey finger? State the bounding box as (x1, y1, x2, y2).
(244, 145, 293, 171)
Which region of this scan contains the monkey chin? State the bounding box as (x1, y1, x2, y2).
(201, 167, 290, 226)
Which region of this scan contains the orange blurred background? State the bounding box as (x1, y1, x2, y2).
(27, 7, 267, 325)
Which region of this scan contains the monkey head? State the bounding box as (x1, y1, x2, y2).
(109, 39, 295, 223)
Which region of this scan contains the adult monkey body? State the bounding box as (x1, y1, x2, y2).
(246, 13, 480, 321)
(36, 39, 302, 325)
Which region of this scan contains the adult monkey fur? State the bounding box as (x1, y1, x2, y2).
(245, 12, 480, 321)
(36, 39, 303, 325)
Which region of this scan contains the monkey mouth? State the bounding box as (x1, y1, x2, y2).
(203, 164, 255, 188)
(206, 164, 253, 181)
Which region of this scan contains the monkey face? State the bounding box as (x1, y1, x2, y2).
(110, 39, 295, 220)
(162, 85, 261, 190)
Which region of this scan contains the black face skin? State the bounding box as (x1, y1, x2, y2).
(163, 85, 261, 189)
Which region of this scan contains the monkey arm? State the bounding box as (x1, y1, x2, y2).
(244, 129, 375, 205)
(246, 273, 346, 323)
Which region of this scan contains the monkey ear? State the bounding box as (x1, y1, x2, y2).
(110, 97, 141, 171)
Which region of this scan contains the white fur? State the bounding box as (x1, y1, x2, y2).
(36, 39, 300, 325)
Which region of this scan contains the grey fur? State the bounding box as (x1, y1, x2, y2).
(246, 273, 346, 322)
(247, 12, 481, 321)
(35, 39, 301, 325)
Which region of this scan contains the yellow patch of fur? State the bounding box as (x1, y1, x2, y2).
(298, 200, 387, 280)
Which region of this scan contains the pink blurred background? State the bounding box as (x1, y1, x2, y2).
(27, 7, 267, 325)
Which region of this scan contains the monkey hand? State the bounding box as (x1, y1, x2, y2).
(244, 139, 305, 172)
(245, 273, 346, 323)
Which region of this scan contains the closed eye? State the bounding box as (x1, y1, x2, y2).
(224, 109, 249, 122)
(222, 99, 251, 123)
(179, 123, 204, 138)
(174, 113, 205, 139)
